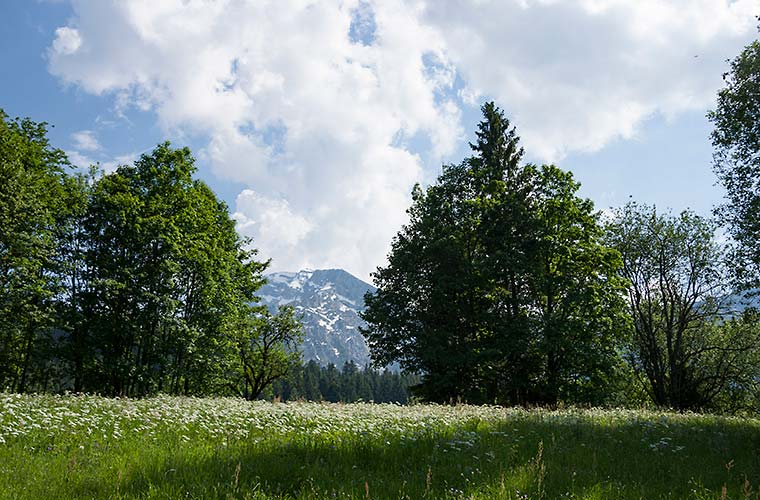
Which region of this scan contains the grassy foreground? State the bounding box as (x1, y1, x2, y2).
(0, 395, 759, 499)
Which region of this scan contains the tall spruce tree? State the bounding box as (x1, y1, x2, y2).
(362, 102, 628, 405)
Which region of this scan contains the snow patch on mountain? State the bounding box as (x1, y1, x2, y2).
(258, 269, 375, 367)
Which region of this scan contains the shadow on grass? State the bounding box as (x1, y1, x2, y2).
(85, 416, 760, 499)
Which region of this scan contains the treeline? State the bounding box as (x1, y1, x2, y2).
(266, 361, 419, 404)
(0, 112, 300, 398)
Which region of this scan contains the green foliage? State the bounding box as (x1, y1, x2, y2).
(231, 305, 304, 400)
(2, 394, 760, 499)
(80, 143, 267, 396)
(709, 37, 760, 289)
(526, 165, 630, 405)
(0, 110, 84, 392)
(605, 202, 760, 411)
(1, 111, 290, 398)
(362, 102, 628, 406)
(4, 101, 757, 416)
(705, 311, 760, 413)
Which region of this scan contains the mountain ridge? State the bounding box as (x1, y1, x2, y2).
(257, 268, 375, 367)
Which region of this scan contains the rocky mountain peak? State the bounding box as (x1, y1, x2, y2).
(258, 269, 375, 366)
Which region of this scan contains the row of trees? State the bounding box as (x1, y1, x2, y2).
(0, 113, 301, 398)
(268, 361, 418, 404)
(362, 34, 760, 412)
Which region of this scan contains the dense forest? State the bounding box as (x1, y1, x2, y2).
(267, 361, 418, 404)
(3, 35, 760, 413)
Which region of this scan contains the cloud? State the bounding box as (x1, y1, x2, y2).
(70, 130, 101, 152)
(416, 0, 759, 160)
(47, 0, 458, 280)
(51, 26, 81, 55)
(234, 190, 313, 257)
(65, 149, 96, 169)
(66, 146, 142, 174)
(100, 151, 141, 174)
(47, 0, 760, 279)
(67, 127, 140, 173)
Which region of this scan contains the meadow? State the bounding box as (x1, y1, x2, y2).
(0, 394, 758, 499)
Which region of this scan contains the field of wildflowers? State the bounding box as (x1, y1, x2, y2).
(0, 394, 758, 499)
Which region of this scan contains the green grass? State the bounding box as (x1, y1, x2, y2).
(0, 394, 759, 499)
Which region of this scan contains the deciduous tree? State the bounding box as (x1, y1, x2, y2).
(231, 305, 304, 400)
(606, 202, 757, 410)
(0, 110, 83, 392)
(709, 36, 760, 289)
(82, 143, 267, 396)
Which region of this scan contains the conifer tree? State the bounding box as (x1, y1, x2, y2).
(362, 102, 627, 405)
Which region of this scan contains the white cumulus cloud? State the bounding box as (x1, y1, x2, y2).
(47, 0, 760, 279)
(234, 190, 314, 258)
(51, 26, 81, 55)
(71, 130, 101, 152)
(417, 0, 759, 160)
(47, 0, 457, 280)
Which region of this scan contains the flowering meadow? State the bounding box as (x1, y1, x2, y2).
(0, 394, 758, 499)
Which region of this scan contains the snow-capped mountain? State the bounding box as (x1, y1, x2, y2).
(257, 269, 376, 367)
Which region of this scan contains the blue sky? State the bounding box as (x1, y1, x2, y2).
(2, 0, 757, 280)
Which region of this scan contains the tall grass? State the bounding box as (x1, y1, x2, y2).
(0, 394, 758, 499)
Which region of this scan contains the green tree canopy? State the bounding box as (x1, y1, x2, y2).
(605, 202, 758, 411)
(0, 112, 306, 399)
(709, 36, 760, 289)
(81, 143, 268, 396)
(231, 305, 304, 400)
(362, 102, 628, 406)
(0, 110, 84, 392)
